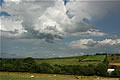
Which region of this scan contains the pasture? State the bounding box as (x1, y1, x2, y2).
(0, 72, 119, 80)
(81, 55, 105, 62)
(35, 55, 105, 66)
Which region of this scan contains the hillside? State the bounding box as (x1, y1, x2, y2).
(35, 55, 105, 66)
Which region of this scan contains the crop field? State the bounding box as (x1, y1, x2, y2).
(35, 55, 105, 66)
(0, 72, 119, 80)
(107, 55, 120, 63)
(107, 55, 120, 67)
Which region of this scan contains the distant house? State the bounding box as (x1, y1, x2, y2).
(107, 69, 115, 74)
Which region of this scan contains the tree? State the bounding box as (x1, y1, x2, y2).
(24, 57, 35, 64)
(103, 55, 109, 66)
(96, 63, 108, 76)
(2, 64, 15, 71)
(38, 63, 54, 73)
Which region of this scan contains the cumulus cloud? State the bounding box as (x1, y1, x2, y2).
(70, 29, 107, 37)
(69, 39, 120, 49)
(0, 16, 26, 38)
(69, 39, 97, 49)
(98, 39, 120, 46)
(1, 0, 118, 42)
(66, 1, 120, 21)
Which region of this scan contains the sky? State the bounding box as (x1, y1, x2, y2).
(0, 0, 120, 58)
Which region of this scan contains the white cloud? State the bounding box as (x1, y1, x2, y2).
(70, 29, 107, 37)
(4, 0, 21, 5)
(69, 39, 97, 49)
(4, 0, 21, 2)
(69, 39, 120, 49)
(0, 16, 27, 38)
(98, 39, 120, 46)
(66, 1, 119, 21)
(33, 1, 67, 37)
(1, 0, 118, 42)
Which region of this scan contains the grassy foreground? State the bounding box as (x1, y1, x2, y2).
(0, 72, 119, 80)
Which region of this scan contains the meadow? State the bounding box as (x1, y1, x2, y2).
(35, 55, 105, 66)
(0, 72, 119, 80)
(81, 55, 105, 62)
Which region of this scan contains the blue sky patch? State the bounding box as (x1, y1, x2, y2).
(0, 12, 11, 16)
(0, 0, 3, 6)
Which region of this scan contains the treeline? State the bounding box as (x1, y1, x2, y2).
(95, 53, 120, 56)
(0, 57, 120, 77)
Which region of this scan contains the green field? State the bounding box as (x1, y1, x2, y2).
(35, 55, 105, 66)
(0, 72, 92, 80)
(81, 55, 106, 62)
(0, 72, 119, 80)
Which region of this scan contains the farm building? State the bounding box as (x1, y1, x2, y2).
(107, 69, 115, 74)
